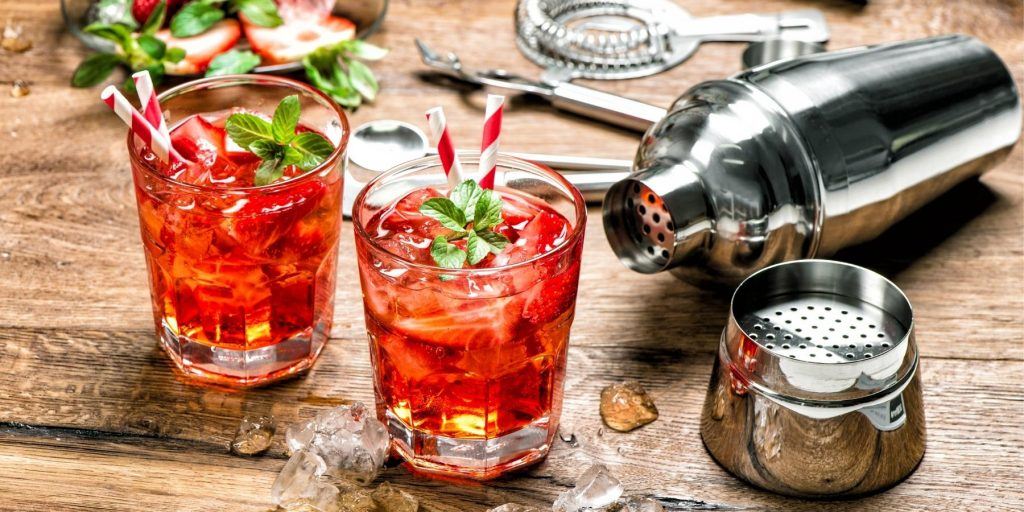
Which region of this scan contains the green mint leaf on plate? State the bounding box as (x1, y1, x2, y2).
(254, 157, 283, 186)
(137, 34, 166, 60)
(171, 0, 225, 38)
(290, 132, 334, 170)
(165, 47, 186, 63)
(343, 40, 390, 61)
(233, 0, 283, 27)
(83, 23, 133, 47)
(419, 197, 468, 233)
(477, 229, 510, 251)
(140, 0, 167, 36)
(72, 53, 123, 87)
(225, 113, 273, 148)
(430, 236, 467, 270)
(205, 49, 260, 77)
(271, 95, 300, 143)
(473, 190, 504, 231)
(346, 59, 379, 102)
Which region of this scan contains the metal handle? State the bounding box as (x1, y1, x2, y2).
(678, 10, 830, 43)
(549, 82, 667, 132)
(505, 152, 632, 172)
(563, 170, 630, 203)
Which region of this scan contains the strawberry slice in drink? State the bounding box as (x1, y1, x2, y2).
(241, 12, 355, 65)
(157, 19, 242, 75)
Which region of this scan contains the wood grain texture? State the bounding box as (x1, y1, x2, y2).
(1, 0, 1022, 510)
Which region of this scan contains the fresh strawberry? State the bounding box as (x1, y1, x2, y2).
(241, 13, 355, 65)
(156, 19, 242, 75)
(132, 0, 185, 26)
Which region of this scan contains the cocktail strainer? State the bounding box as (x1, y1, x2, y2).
(700, 260, 926, 497)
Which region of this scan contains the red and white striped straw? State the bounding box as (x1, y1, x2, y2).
(425, 106, 464, 189)
(101, 86, 185, 165)
(478, 94, 504, 190)
(132, 70, 169, 140)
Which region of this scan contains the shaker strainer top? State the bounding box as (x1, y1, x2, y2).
(725, 260, 918, 401)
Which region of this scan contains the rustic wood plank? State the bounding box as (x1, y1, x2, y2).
(0, 0, 1022, 510)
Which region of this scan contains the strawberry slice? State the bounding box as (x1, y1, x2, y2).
(241, 13, 355, 65)
(156, 19, 242, 75)
(132, 0, 185, 26)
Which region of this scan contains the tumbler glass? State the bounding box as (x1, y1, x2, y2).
(128, 75, 348, 387)
(353, 154, 586, 479)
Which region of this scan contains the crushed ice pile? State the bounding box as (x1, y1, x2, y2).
(272, 402, 405, 512)
(490, 464, 664, 512)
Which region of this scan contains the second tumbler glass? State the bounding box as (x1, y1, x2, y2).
(353, 154, 586, 479)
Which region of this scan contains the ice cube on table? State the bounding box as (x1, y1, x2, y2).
(272, 450, 333, 508)
(284, 402, 390, 485)
(599, 381, 659, 432)
(336, 487, 377, 512)
(231, 414, 276, 456)
(614, 497, 665, 512)
(370, 482, 419, 512)
(553, 464, 624, 512)
(487, 504, 545, 512)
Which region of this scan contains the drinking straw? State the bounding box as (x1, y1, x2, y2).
(425, 106, 465, 188)
(132, 70, 169, 140)
(478, 94, 504, 190)
(100, 86, 186, 165)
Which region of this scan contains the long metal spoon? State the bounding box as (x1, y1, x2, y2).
(342, 120, 631, 216)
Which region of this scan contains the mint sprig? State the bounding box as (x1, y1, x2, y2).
(224, 95, 334, 186)
(303, 40, 388, 110)
(171, 0, 281, 38)
(72, 1, 183, 88)
(418, 180, 510, 269)
(205, 49, 262, 77)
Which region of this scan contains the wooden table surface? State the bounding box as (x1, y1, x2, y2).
(1, 0, 1022, 510)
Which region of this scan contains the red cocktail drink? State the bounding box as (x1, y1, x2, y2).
(353, 155, 585, 479)
(128, 76, 347, 387)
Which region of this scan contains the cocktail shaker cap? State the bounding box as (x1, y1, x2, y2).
(604, 35, 1022, 285)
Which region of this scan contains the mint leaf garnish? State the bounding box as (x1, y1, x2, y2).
(205, 50, 260, 77)
(290, 133, 334, 170)
(225, 95, 335, 186)
(225, 113, 274, 148)
(419, 198, 468, 233)
(72, 53, 124, 87)
(72, 7, 189, 89)
(430, 236, 467, 270)
(473, 190, 504, 231)
(476, 229, 510, 250)
(450, 179, 484, 223)
(271, 95, 300, 143)
(419, 179, 510, 270)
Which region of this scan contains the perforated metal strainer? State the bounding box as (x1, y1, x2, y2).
(700, 260, 926, 497)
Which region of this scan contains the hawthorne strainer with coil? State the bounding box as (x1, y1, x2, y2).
(515, 0, 829, 80)
(700, 260, 926, 497)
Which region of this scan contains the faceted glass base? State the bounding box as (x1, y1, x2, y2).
(158, 319, 329, 388)
(384, 409, 554, 480)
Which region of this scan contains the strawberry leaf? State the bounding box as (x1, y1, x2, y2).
(430, 236, 467, 270)
(272, 95, 300, 143)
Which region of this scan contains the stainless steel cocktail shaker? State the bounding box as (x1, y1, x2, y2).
(603, 35, 1022, 285)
